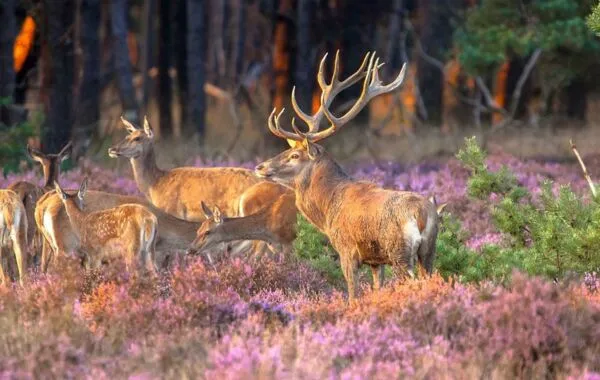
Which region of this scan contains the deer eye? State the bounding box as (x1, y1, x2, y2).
(133, 136, 142, 142)
(290, 153, 300, 160)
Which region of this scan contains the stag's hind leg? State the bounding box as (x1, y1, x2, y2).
(340, 251, 360, 303)
(370, 265, 384, 291)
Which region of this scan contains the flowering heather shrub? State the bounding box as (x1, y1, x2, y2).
(1, 148, 600, 376)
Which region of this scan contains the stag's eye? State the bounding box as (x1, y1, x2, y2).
(290, 153, 300, 160)
(133, 136, 142, 142)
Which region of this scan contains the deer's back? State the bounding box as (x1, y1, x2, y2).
(148, 167, 259, 221)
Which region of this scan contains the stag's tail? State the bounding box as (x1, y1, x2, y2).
(417, 198, 440, 275)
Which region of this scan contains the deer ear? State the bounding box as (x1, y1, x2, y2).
(143, 117, 154, 139)
(305, 140, 323, 160)
(201, 201, 213, 219)
(120, 116, 138, 133)
(78, 178, 88, 200)
(213, 206, 223, 224)
(54, 181, 67, 200)
(286, 139, 300, 148)
(437, 203, 448, 215)
(59, 141, 72, 162)
(27, 145, 44, 163)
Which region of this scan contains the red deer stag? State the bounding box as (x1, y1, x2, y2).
(255, 51, 439, 301)
(54, 179, 158, 272)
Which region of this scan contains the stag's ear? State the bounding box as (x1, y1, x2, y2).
(78, 177, 88, 200)
(120, 116, 138, 134)
(305, 140, 323, 160)
(54, 181, 67, 200)
(287, 139, 300, 148)
(201, 201, 213, 219)
(143, 117, 154, 139)
(212, 206, 223, 224)
(27, 145, 45, 163)
(59, 141, 72, 162)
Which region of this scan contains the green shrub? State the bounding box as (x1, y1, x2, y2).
(0, 103, 41, 175)
(456, 137, 600, 279)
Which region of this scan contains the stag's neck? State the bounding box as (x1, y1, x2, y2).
(63, 201, 87, 240)
(131, 147, 165, 196)
(217, 214, 275, 243)
(294, 156, 351, 231)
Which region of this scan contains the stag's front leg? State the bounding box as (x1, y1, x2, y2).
(370, 265, 384, 291)
(340, 252, 360, 303)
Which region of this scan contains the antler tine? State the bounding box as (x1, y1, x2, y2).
(310, 54, 407, 143)
(292, 50, 373, 135)
(267, 108, 304, 142)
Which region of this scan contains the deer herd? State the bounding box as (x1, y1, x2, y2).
(0, 52, 445, 302)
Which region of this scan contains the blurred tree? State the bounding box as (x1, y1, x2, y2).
(75, 0, 101, 144)
(294, 0, 314, 114)
(159, 0, 173, 136)
(455, 0, 600, 122)
(173, 0, 188, 129)
(230, 0, 246, 86)
(0, 0, 16, 105)
(110, 0, 139, 123)
(587, 1, 600, 34)
(272, 0, 293, 110)
(41, 0, 74, 153)
(187, 0, 207, 138)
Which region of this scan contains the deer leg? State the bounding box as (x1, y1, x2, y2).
(341, 253, 360, 304)
(0, 244, 6, 286)
(370, 265, 384, 291)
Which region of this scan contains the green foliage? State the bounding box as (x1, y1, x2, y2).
(455, 0, 600, 92)
(435, 213, 525, 283)
(293, 214, 345, 287)
(587, 1, 600, 34)
(456, 137, 522, 199)
(0, 105, 41, 175)
(457, 136, 600, 279)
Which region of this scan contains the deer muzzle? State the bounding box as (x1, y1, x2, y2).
(107, 148, 120, 158)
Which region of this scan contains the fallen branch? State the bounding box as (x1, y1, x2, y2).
(570, 139, 597, 198)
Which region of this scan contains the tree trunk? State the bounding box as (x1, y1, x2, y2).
(386, 0, 404, 78)
(294, 0, 313, 114)
(158, 0, 172, 136)
(186, 0, 206, 137)
(229, 0, 246, 86)
(416, 0, 453, 124)
(110, 0, 139, 123)
(272, 0, 293, 110)
(140, 0, 156, 120)
(75, 0, 101, 138)
(173, 0, 188, 129)
(0, 0, 16, 104)
(42, 0, 75, 153)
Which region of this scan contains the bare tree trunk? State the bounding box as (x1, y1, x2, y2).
(42, 0, 75, 153)
(173, 0, 188, 129)
(294, 0, 313, 113)
(110, 0, 138, 122)
(140, 0, 155, 120)
(0, 0, 16, 103)
(158, 0, 172, 136)
(385, 0, 404, 78)
(229, 0, 246, 86)
(186, 0, 206, 138)
(75, 0, 101, 141)
(272, 0, 293, 110)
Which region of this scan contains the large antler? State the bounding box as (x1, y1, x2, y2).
(268, 51, 406, 143)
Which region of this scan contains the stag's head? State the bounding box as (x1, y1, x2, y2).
(255, 51, 406, 187)
(108, 116, 154, 159)
(54, 177, 88, 211)
(189, 202, 225, 253)
(28, 141, 72, 185)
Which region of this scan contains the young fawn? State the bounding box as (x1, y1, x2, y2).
(188, 188, 297, 260)
(0, 190, 28, 285)
(54, 179, 158, 272)
(255, 51, 439, 302)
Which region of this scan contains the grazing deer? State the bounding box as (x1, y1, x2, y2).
(53, 179, 158, 272)
(254, 51, 439, 301)
(35, 188, 199, 272)
(0, 190, 27, 285)
(188, 185, 297, 258)
(8, 142, 71, 263)
(108, 117, 260, 221)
